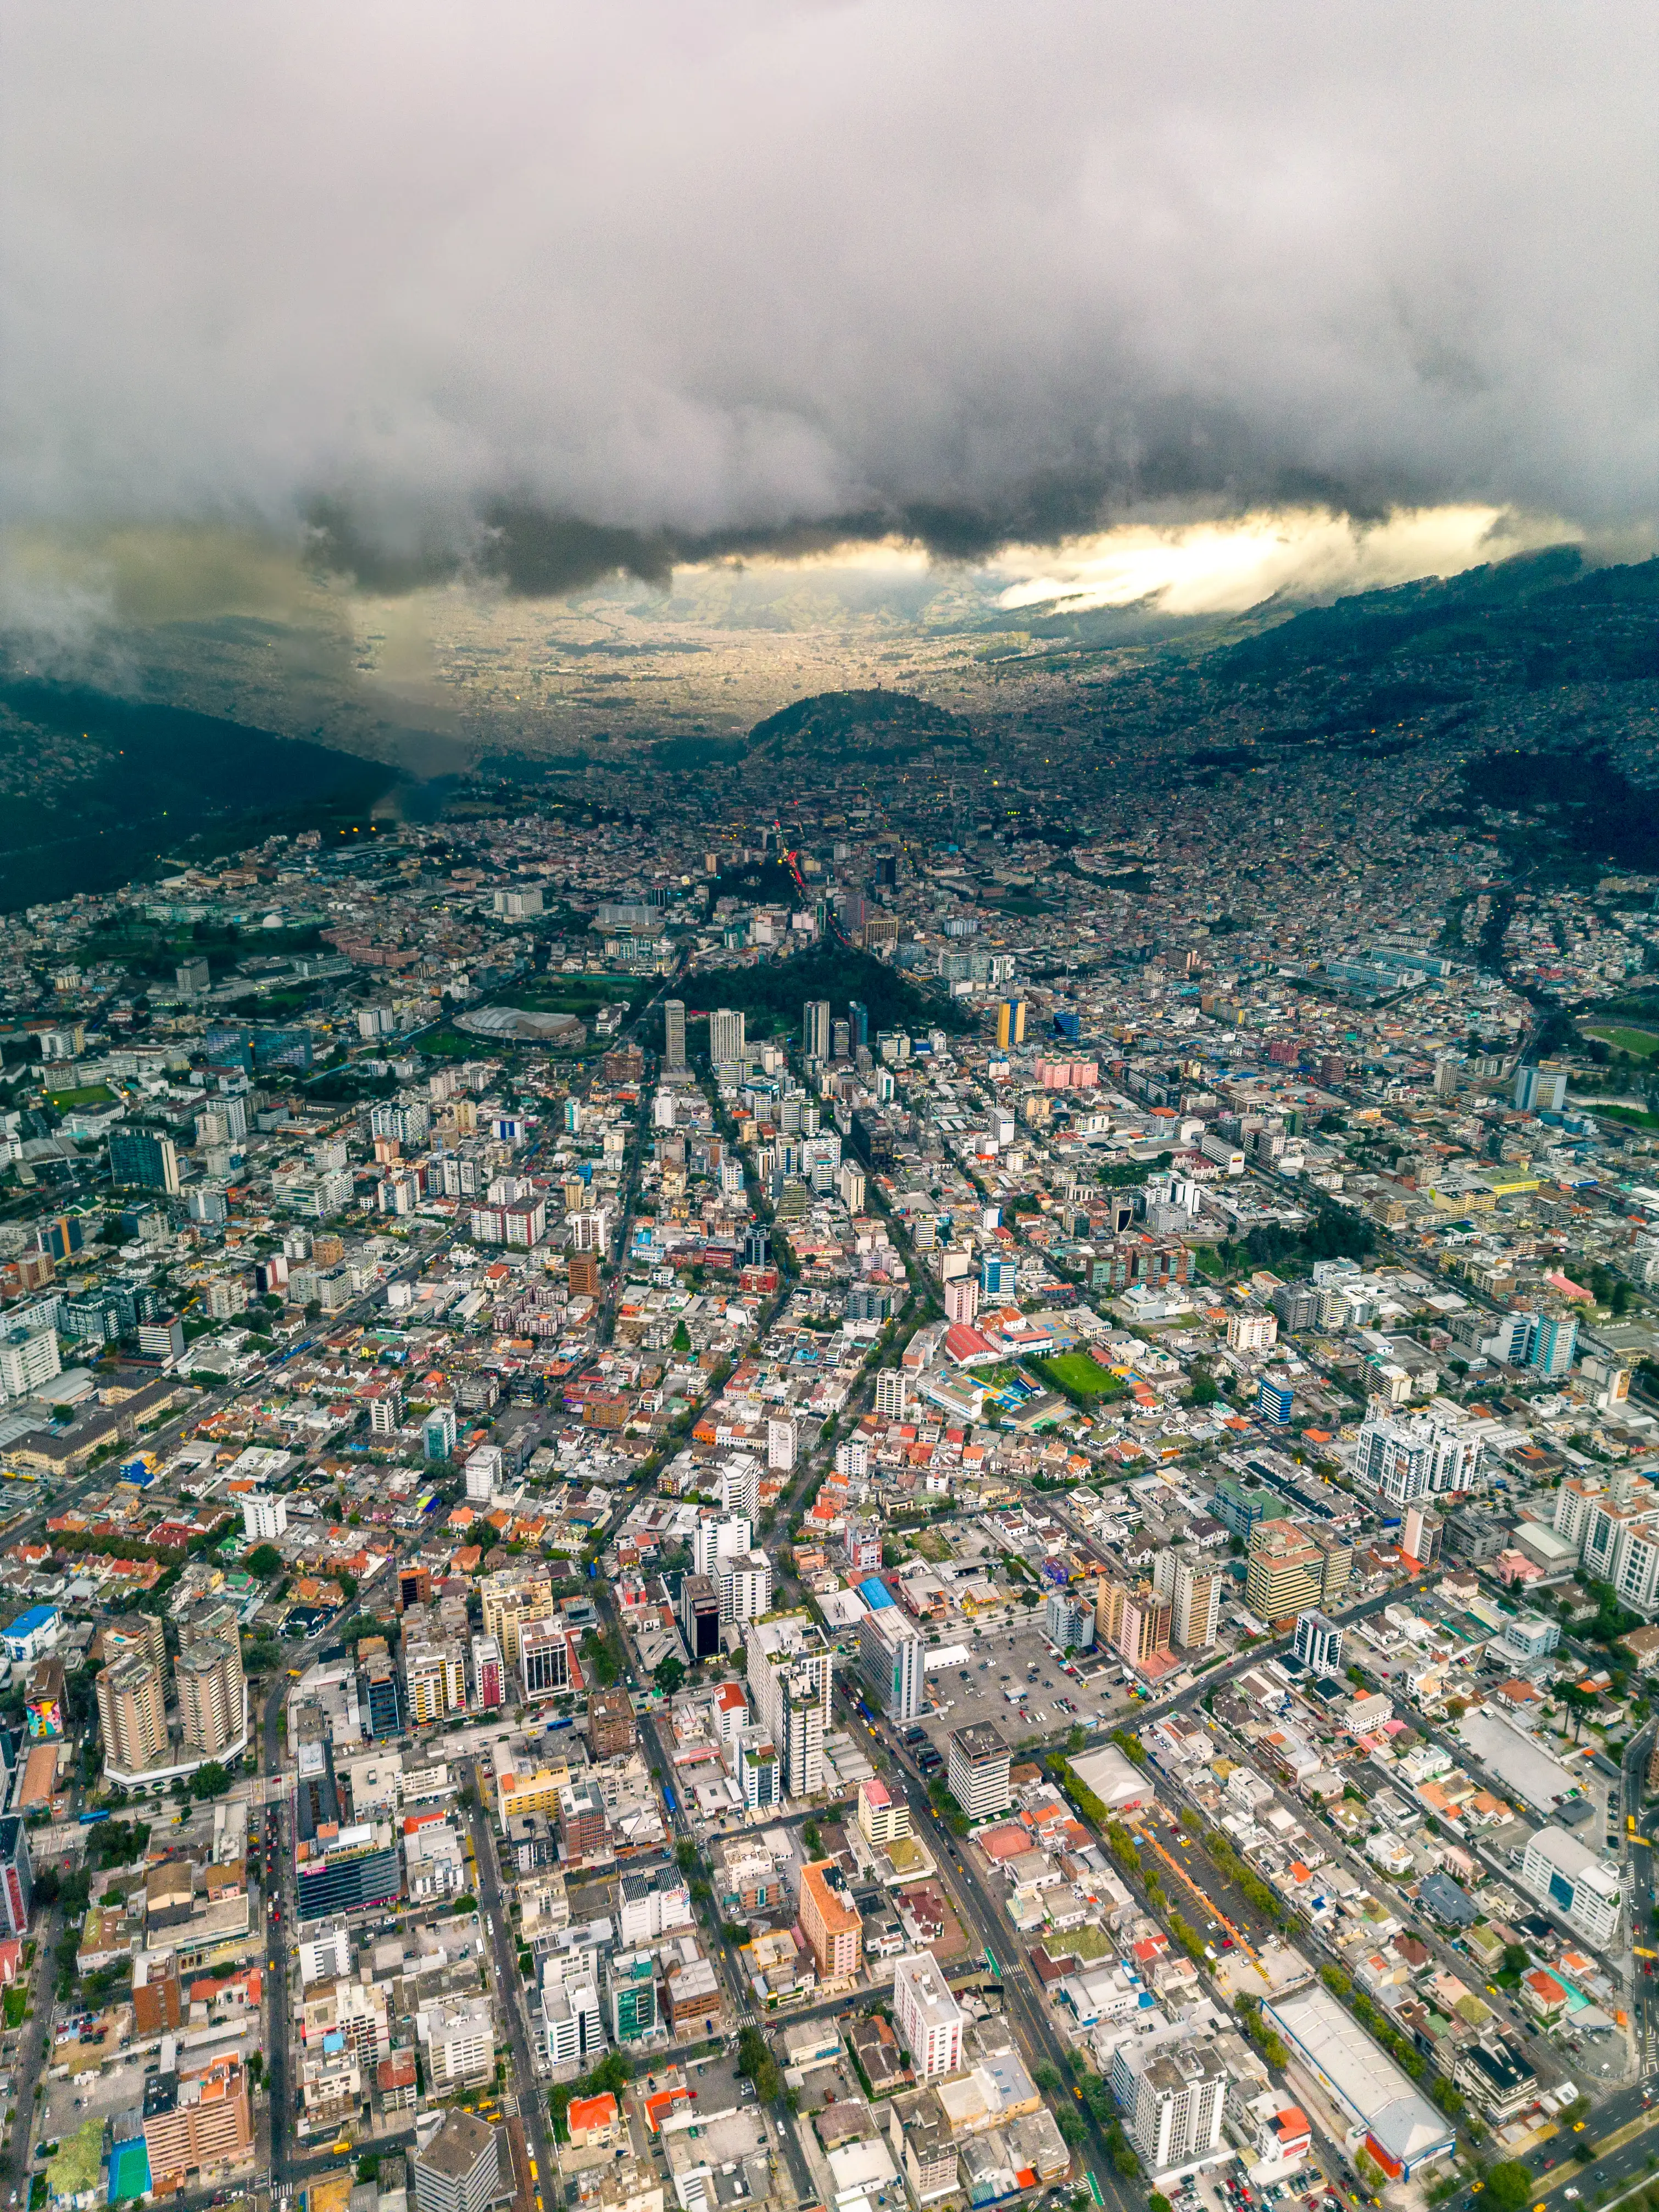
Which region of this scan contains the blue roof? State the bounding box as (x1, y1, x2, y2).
(859, 1577, 896, 1610)
(7, 1606, 57, 1636)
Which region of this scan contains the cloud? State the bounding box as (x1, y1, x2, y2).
(0, 1, 1654, 602)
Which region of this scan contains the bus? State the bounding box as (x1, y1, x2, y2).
(663, 1784, 678, 1819)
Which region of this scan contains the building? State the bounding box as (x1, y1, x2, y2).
(240, 1492, 287, 1542)
(1115, 1585, 1173, 1671)
(471, 1635, 506, 1710)
(0, 1818, 32, 1937)
(1293, 1611, 1344, 1675)
(109, 1128, 181, 1197)
(97, 1653, 169, 1776)
(680, 1575, 721, 1659)
(520, 1619, 579, 1701)
(606, 1948, 660, 2041)
(858, 1607, 926, 1721)
(856, 1778, 911, 1849)
(1151, 1553, 1220, 1651)
(948, 1724, 1011, 1823)
(1044, 1591, 1095, 1651)
(995, 1000, 1027, 1049)
(362, 1653, 402, 1738)
(892, 1952, 965, 2080)
(405, 1634, 467, 1724)
(0, 1322, 60, 1400)
(479, 1567, 554, 1667)
(1263, 1984, 1456, 2180)
(874, 1367, 909, 1419)
(1355, 1413, 1482, 1506)
(663, 1000, 687, 1074)
(1519, 1825, 1622, 1946)
(735, 1728, 779, 1811)
(1227, 1308, 1278, 1354)
(1515, 1065, 1568, 1113)
(589, 1687, 636, 1756)
(141, 2058, 253, 2191)
(1451, 2038, 1538, 2124)
(710, 1008, 745, 1066)
(748, 1612, 833, 1799)
(296, 1823, 401, 1923)
(1108, 2038, 1227, 2177)
(2, 1606, 59, 1665)
(799, 1859, 861, 1982)
(1246, 1522, 1352, 1625)
(803, 1000, 832, 1061)
(424, 1994, 497, 2091)
(558, 1778, 609, 1863)
(174, 1637, 246, 1759)
(413, 2110, 508, 2212)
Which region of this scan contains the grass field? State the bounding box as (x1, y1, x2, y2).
(1034, 1351, 1121, 1398)
(46, 1085, 115, 1111)
(1583, 1024, 1659, 1058)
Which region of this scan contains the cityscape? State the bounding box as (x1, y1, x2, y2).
(0, 19, 1655, 2212)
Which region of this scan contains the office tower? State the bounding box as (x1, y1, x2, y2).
(980, 1254, 1016, 1298)
(710, 1007, 745, 1065)
(520, 1619, 575, 1701)
(995, 1000, 1027, 1050)
(1293, 1611, 1344, 1674)
(174, 1636, 245, 1758)
(893, 1952, 964, 2079)
(948, 1725, 1012, 1821)
(680, 1575, 721, 1659)
(859, 1607, 926, 1720)
(800, 1860, 861, 1980)
(97, 1654, 168, 1776)
(1151, 1552, 1220, 1651)
(108, 1128, 180, 1197)
(424, 1406, 458, 1461)
(1355, 1412, 1483, 1505)
(398, 1565, 433, 1612)
(875, 1368, 909, 1419)
(943, 1278, 979, 1326)
(743, 1225, 771, 1268)
(803, 999, 831, 1061)
(606, 1950, 659, 2041)
(663, 1000, 687, 1073)
(568, 1251, 600, 1299)
(362, 1651, 403, 1737)
(1246, 1523, 1352, 1623)
(1514, 1063, 1568, 1113)
(848, 1000, 869, 1052)
(413, 2111, 507, 2212)
(831, 1018, 851, 1060)
(1527, 1312, 1578, 1379)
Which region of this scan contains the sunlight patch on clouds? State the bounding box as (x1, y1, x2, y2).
(987, 505, 1579, 618)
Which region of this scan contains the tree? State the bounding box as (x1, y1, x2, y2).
(1484, 2163, 1535, 2212)
(1501, 1944, 1529, 1975)
(1150, 2196, 1174, 2212)
(189, 1761, 231, 1801)
(246, 1545, 282, 1579)
(654, 1656, 684, 1696)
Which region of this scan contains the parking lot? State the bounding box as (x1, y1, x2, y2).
(908, 1616, 1139, 1755)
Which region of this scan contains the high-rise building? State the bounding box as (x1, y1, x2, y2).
(680, 1575, 721, 1659)
(1246, 1523, 1352, 1623)
(1293, 1610, 1344, 1675)
(874, 1367, 909, 1419)
(799, 1860, 861, 1981)
(1527, 1312, 1578, 1379)
(748, 1612, 833, 1799)
(0, 1323, 60, 1401)
(519, 1620, 577, 1701)
(425, 1406, 459, 1461)
(947, 1724, 1011, 1823)
(892, 1952, 964, 2079)
(362, 1651, 402, 1738)
(803, 1000, 831, 1061)
(710, 1007, 745, 1066)
(605, 1949, 659, 2041)
(716, 1550, 773, 1629)
(663, 1000, 687, 1073)
(1044, 1591, 1095, 1652)
(404, 1629, 467, 1724)
(109, 1127, 181, 1197)
(0, 1817, 32, 1937)
(1355, 1412, 1482, 1505)
(1116, 1586, 1173, 1670)
(413, 2110, 508, 2212)
(588, 1688, 636, 1756)
(848, 1000, 870, 1052)
(97, 1654, 168, 1776)
(1107, 2038, 1228, 2175)
(859, 1607, 926, 1720)
(720, 1458, 760, 1522)
(856, 1777, 910, 1848)
(173, 1636, 246, 1759)
(479, 1567, 554, 1665)
(995, 1000, 1026, 1050)
(471, 1636, 506, 1710)
(766, 1413, 797, 1472)
(1514, 1064, 1568, 1114)
(1150, 1552, 1220, 1651)
(240, 1492, 287, 1542)
(142, 2057, 253, 2192)
(1519, 1825, 1622, 1944)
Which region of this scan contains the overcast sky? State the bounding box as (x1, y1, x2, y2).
(1, 2, 1655, 596)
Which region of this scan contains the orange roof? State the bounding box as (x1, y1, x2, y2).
(567, 2092, 619, 2134)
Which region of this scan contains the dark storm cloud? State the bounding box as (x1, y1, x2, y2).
(1, 1, 1654, 596)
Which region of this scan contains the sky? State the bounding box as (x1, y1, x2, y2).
(0, 1, 1654, 640)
